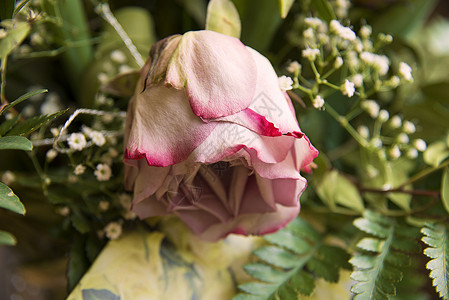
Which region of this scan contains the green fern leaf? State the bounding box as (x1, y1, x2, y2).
(350, 211, 418, 300)
(233, 218, 349, 300)
(421, 223, 449, 299)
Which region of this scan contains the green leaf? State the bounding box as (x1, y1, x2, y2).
(205, 0, 241, 38)
(6, 109, 67, 136)
(421, 223, 449, 299)
(278, 0, 295, 18)
(264, 230, 310, 255)
(0, 89, 48, 115)
(424, 141, 449, 167)
(254, 246, 299, 269)
(0, 114, 19, 136)
(310, 0, 336, 22)
(356, 237, 384, 252)
(0, 0, 14, 20)
(0, 136, 32, 151)
(0, 21, 30, 59)
(442, 168, 449, 215)
(243, 263, 286, 283)
(0, 230, 16, 245)
(68, 234, 89, 291)
(290, 271, 315, 296)
(0, 182, 25, 214)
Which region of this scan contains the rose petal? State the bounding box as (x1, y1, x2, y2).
(124, 85, 217, 167)
(166, 30, 257, 119)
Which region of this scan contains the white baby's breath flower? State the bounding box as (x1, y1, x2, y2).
(110, 50, 127, 64)
(312, 95, 325, 109)
(407, 148, 418, 159)
(99, 200, 110, 211)
(57, 206, 70, 216)
(389, 76, 400, 88)
(304, 17, 323, 28)
(104, 222, 122, 240)
(357, 125, 369, 139)
(50, 127, 60, 137)
(329, 20, 356, 41)
(389, 145, 401, 160)
(1, 171, 15, 185)
(88, 131, 106, 147)
(378, 110, 389, 122)
(352, 74, 363, 87)
(46, 149, 58, 161)
(97, 72, 109, 84)
(403, 120, 416, 134)
(413, 139, 427, 152)
(303, 28, 314, 40)
(287, 61, 301, 74)
(67, 133, 87, 151)
(278, 76, 293, 91)
(397, 133, 409, 144)
(94, 164, 112, 181)
(118, 65, 133, 74)
(390, 115, 402, 129)
(74, 164, 86, 175)
(361, 100, 380, 118)
(119, 193, 132, 209)
(40, 92, 62, 115)
(371, 137, 383, 149)
(302, 48, 320, 61)
(399, 62, 413, 81)
(360, 52, 390, 75)
(334, 56, 343, 68)
(341, 80, 355, 97)
(359, 25, 372, 39)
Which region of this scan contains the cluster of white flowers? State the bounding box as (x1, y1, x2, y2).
(360, 52, 390, 75)
(302, 48, 320, 61)
(330, 20, 356, 41)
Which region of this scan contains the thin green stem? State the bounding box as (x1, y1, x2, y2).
(320, 80, 340, 90)
(1, 56, 7, 105)
(400, 160, 449, 188)
(324, 103, 368, 147)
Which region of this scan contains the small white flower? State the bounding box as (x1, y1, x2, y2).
(360, 52, 390, 75)
(97, 72, 109, 84)
(397, 133, 409, 144)
(104, 222, 122, 240)
(46, 149, 58, 161)
(334, 56, 343, 68)
(399, 62, 413, 81)
(389, 145, 401, 160)
(302, 48, 320, 61)
(330, 20, 356, 41)
(119, 193, 132, 209)
(40, 92, 62, 115)
(74, 164, 86, 175)
(413, 139, 427, 152)
(371, 137, 383, 149)
(357, 125, 370, 139)
(361, 100, 380, 118)
(346, 51, 359, 69)
(57, 206, 70, 216)
(389, 76, 400, 88)
(30, 32, 44, 45)
(359, 25, 372, 39)
(389, 115, 402, 129)
(312, 95, 325, 109)
(304, 17, 323, 28)
(50, 127, 60, 137)
(67, 133, 87, 151)
(378, 110, 389, 122)
(341, 80, 355, 97)
(287, 61, 301, 74)
(403, 120, 416, 134)
(317, 33, 329, 44)
(99, 200, 110, 211)
(94, 164, 112, 181)
(407, 148, 418, 159)
(352, 74, 363, 87)
(303, 28, 314, 40)
(123, 211, 137, 220)
(118, 65, 133, 74)
(110, 50, 127, 64)
(88, 131, 106, 147)
(278, 76, 293, 91)
(0, 29, 7, 39)
(1, 171, 15, 185)
(108, 148, 119, 158)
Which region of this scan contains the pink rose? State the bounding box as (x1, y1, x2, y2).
(124, 30, 318, 241)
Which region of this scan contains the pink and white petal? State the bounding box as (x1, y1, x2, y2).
(197, 204, 300, 242)
(187, 122, 296, 165)
(174, 207, 223, 235)
(132, 195, 170, 219)
(124, 86, 217, 167)
(165, 30, 257, 119)
(293, 135, 319, 172)
(127, 160, 171, 204)
(228, 166, 250, 216)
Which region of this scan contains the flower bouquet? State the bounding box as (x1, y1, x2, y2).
(1, 0, 449, 299)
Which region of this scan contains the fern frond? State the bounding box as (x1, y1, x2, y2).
(233, 218, 350, 300)
(350, 211, 420, 300)
(421, 223, 449, 299)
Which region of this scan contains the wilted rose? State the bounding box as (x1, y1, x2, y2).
(124, 30, 318, 241)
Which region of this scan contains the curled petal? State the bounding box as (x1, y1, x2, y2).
(166, 30, 257, 119)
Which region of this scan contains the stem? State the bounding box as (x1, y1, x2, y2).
(324, 103, 368, 147)
(361, 187, 440, 198)
(399, 159, 449, 188)
(95, 2, 145, 68)
(320, 80, 341, 90)
(1, 56, 7, 105)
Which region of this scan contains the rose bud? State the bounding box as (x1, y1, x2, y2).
(124, 30, 318, 241)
